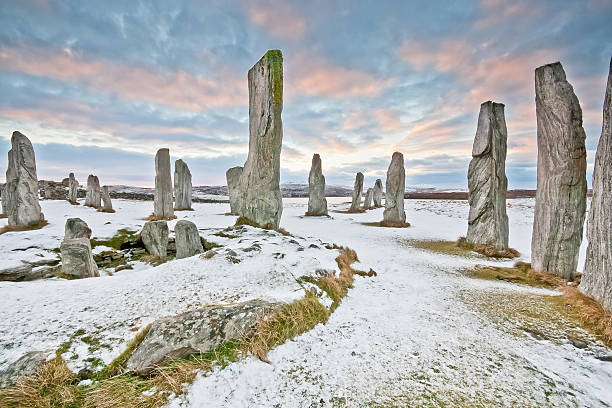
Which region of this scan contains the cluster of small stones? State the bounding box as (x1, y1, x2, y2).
(85, 175, 101, 208)
(174, 159, 193, 211)
(154, 148, 174, 219)
(306, 153, 327, 216)
(348, 172, 364, 212)
(382, 152, 406, 225)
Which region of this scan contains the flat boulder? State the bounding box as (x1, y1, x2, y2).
(175, 220, 203, 259)
(141, 220, 169, 258)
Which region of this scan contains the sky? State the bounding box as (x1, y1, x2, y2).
(0, 0, 610, 189)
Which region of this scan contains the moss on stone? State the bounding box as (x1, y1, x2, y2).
(264, 49, 283, 107)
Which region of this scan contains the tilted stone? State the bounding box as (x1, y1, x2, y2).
(226, 166, 244, 215)
(383, 152, 406, 224)
(466, 101, 509, 251)
(141, 220, 169, 258)
(580, 57, 612, 309)
(68, 173, 79, 204)
(175, 220, 203, 259)
(85, 175, 101, 208)
(531, 62, 587, 280)
(307, 154, 328, 216)
(4, 131, 44, 227)
(364, 188, 374, 209)
(349, 172, 364, 212)
(101, 185, 113, 211)
(174, 159, 192, 210)
(153, 148, 174, 219)
(65, 217, 92, 239)
(373, 179, 383, 207)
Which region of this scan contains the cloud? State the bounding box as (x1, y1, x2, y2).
(245, 1, 306, 39)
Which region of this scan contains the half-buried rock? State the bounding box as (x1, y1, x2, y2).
(175, 220, 203, 259)
(60, 218, 99, 279)
(125, 300, 280, 374)
(141, 220, 169, 258)
(348, 172, 364, 212)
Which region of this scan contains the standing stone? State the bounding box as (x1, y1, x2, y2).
(363, 188, 374, 209)
(531, 62, 587, 280)
(373, 179, 383, 207)
(175, 220, 203, 259)
(153, 148, 174, 219)
(306, 154, 328, 216)
(466, 101, 509, 250)
(383, 152, 406, 224)
(1, 185, 7, 216)
(60, 218, 98, 279)
(349, 172, 364, 212)
(174, 159, 192, 211)
(101, 186, 113, 212)
(68, 173, 79, 204)
(226, 166, 244, 215)
(141, 220, 169, 258)
(5, 131, 44, 227)
(580, 58, 612, 310)
(236, 50, 283, 228)
(85, 175, 101, 208)
(65, 217, 92, 239)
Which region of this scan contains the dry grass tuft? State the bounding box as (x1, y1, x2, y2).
(331, 209, 366, 214)
(362, 221, 411, 228)
(139, 255, 167, 266)
(233, 216, 291, 236)
(67, 200, 80, 206)
(456, 237, 520, 259)
(407, 239, 477, 257)
(144, 214, 177, 221)
(0, 220, 49, 235)
(97, 208, 116, 213)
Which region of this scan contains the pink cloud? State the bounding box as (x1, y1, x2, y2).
(245, 1, 306, 39)
(374, 109, 402, 132)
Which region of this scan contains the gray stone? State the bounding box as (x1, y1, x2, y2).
(0, 263, 33, 282)
(38, 180, 67, 200)
(154, 148, 174, 219)
(101, 185, 113, 212)
(363, 188, 374, 209)
(349, 172, 364, 212)
(226, 166, 244, 215)
(0, 351, 51, 387)
(235, 50, 283, 228)
(307, 154, 328, 216)
(141, 220, 169, 258)
(68, 173, 79, 204)
(174, 159, 192, 210)
(5, 131, 44, 227)
(1, 184, 7, 216)
(383, 152, 406, 224)
(373, 179, 383, 207)
(531, 62, 587, 280)
(125, 300, 280, 374)
(466, 101, 509, 251)
(580, 58, 612, 310)
(65, 217, 92, 239)
(84, 175, 101, 208)
(60, 237, 99, 279)
(175, 220, 203, 259)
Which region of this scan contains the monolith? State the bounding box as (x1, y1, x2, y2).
(364, 188, 374, 209)
(531, 62, 587, 280)
(67, 173, 79, 204)
(174, 159, 192, 210)
(141, 220, 168, 258)
(236, 50, 283, 228)
(226, 166, 243, 215)
(466, 101, 509, 250)
(349, 172, 364, 212)
(580, 57, 612, 309)
(306, 154, 327, 216)
(373, 179, 383, 207)
(101, 186, 113, 212)
(175, 220, 203, 259)
(383, 152, 406, 224)
(85, 175, 101, 208)
(4, 131, 44, 227)
(153, 148, 174, 219)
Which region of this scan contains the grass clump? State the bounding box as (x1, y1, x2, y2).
(456, 237, 519, 259)
(0, 220, 49, 235)
(144, 214, 177, 221)
(407, 239, 478, 257)
(90, 229, 139, 250)
(98, 325, 151, 379)
(362, 221, 411, 228)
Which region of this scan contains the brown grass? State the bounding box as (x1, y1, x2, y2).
(67, 200, 80, 206)
(234, 216, 291, 236)
(331, 209, 366, 214)
(362, 221, 411, 228)
(456, 237, 520, 259)
(0, 220, 49, 235)
(304, 212, 329, 217)
(97, 208, 116, 213)
(144, 214, 177, 221)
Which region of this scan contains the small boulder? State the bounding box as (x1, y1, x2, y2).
(65, 218, 92, 239)
(141, 220, 169, 258)
(60, 238, 99, 279)
(175, 220, 203, 259)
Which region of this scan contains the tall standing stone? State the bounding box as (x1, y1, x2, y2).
(236, 50, 283, 228)
(531, 62, 587, 280)
(226, 166, 243, 215)
(383, 152, 406, 225)
(306, 154, 328, 216)
(349, 172, 364, 212)
(101, 186, 114, 212)
(4, 131, 44, 227)
(373, 179, 383, 207)
(580, 58, 612, 310)
(174, 159, 192, 211)
(153, 148, 174, 219)
(363, 188, 374, 209)
(85, 175, 101, 208)
(466, 101, 509, 250)
(67, 173, 79, 204)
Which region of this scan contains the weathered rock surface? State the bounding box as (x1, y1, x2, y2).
(125, 300, 280, 374)
(466, 101, 509, 251)
(141, 220, 169, 258)
(85, 175, 101, 208)
(0, 264, 33, 282)
(174, 159, 192, 210)
(0, 351, 51, 387)
(65, 217, 92, 239)
(373, 179, 383, 207)
(39, 180, 67, 200)
(580, 57, 612, 309)
(531, 62, 587, 280)
(4, 131, 44, 227)
(154, 148, 174, 219)
(175, 220, 203, 259)
(363, 188, 374, 209)
(60, 238, 99, 279)
(307, 154, 328, 216)
(349, 172, 364, 212)
(101, 185, 113, 212)
(68, 173, 79, 204)
(235, 50, 284, 228)
(1, 185, 7, 216)
(383, 152, 406, 224)
(226, 166, 244, 215)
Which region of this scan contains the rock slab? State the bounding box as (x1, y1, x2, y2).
(68, 173, 79, 204)
(226, 166, 244, 215)
(154, 148, 174, 219)
(373, 179, 383, 207)
(580, 57, 612, 309)
(307, 154, 328, 216)
(531, 62, 587, 280)
(85, 175, 101, 208)
(174, 159, 192, 210)
(175, 220, 203, 259)
(141, 220, 169, 258)
(349, 172, 364, 212)
(383, 152, 406, 224)
(466, 101, 509, 250)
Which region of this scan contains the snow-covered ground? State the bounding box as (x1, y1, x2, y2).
(1, 197, 610, 407)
